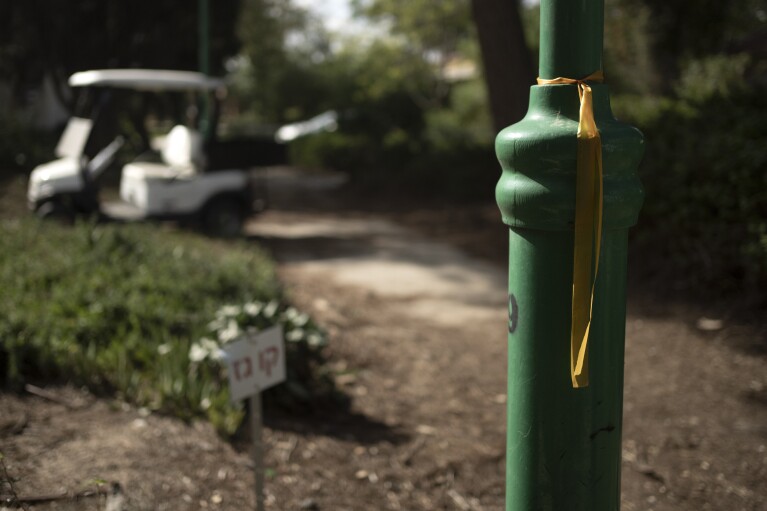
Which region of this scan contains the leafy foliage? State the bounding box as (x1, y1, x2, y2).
(614, 56, 767, 295)
(353, 0, 473, 57)
(281, 12, 497, 199)
(287, 39, 440, 175)
(0, 220, 337, 435)
(603, 0, 659, 95)
(232, 0, 333, 124)
(604, 0, 766, 94)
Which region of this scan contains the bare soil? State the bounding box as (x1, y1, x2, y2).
(2, 169, 766, 510)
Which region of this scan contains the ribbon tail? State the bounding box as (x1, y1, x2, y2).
(570, 85, 601, 389)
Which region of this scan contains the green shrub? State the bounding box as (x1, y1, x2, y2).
(424, 79, 494, 151)
(614, 58, 767, 295)
(284, 36, 502, 200)
(0, 219, 336, 434)
(289, 131, 382, 176)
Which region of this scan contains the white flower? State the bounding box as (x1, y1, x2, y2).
(307, 333, 325, 347)
(292, 313, 309, 327)
(262, 300, 279, 319)
(286, 328, 305, 342)
(189, 343, 208, 362)
(190, 337, 222, 362)
(217, 305, 242, 317)
(207, 318, 225, 331)
(200, 337, 220, 352)
(157, 343, 172, 355)
(200, 397, 211, 410)
(218, 319, 241, 344)
(244, 301, 263, 316)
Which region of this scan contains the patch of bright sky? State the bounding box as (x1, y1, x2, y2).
(296, 0, 539, 38)
(293, 0, 366, 37)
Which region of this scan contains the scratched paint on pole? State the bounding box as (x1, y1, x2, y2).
(224, 325, 285, 403)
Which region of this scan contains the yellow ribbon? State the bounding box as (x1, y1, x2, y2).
(536, 71, 604, 388)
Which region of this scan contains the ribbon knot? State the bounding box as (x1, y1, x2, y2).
(536, 71, 604, 388)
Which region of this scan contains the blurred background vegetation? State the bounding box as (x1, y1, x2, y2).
(1, 0, 765, 298)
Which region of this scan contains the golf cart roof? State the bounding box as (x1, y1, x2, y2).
(68, 69, 225, 91)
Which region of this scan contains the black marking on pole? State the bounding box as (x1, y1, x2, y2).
(589, 424, 615, 440)
(508, 294, 519, 334)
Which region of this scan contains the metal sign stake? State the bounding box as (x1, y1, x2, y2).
(250, 392, 265, 511)
(223, 325, 284, 511)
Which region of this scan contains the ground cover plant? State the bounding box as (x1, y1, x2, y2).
(0, 218, 335, 435)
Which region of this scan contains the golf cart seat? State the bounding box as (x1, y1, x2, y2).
(123, 125, 204, 180)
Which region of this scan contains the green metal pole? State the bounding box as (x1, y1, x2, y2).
(495, 1, 644, 510)
(198, 0, 211, 139)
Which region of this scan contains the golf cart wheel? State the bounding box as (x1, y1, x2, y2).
(36, 200, 75, 225)
(202, 197, 244, 238)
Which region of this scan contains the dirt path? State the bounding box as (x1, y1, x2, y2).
(241, 170, 511, 509)
(247, 169, 767, 511)
(2, 169, 765, 510)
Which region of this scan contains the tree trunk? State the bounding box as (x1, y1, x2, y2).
(471, 0, 535, 132)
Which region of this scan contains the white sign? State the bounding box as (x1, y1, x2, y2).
(223, 325, 286, 403)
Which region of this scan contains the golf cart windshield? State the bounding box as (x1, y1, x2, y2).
(65, 69, 227, 165)
(55, 117, 93, 159)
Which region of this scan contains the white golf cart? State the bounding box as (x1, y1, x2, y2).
(28, 69, 287, 236)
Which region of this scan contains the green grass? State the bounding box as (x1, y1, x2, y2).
(0, 218, 335, 435)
